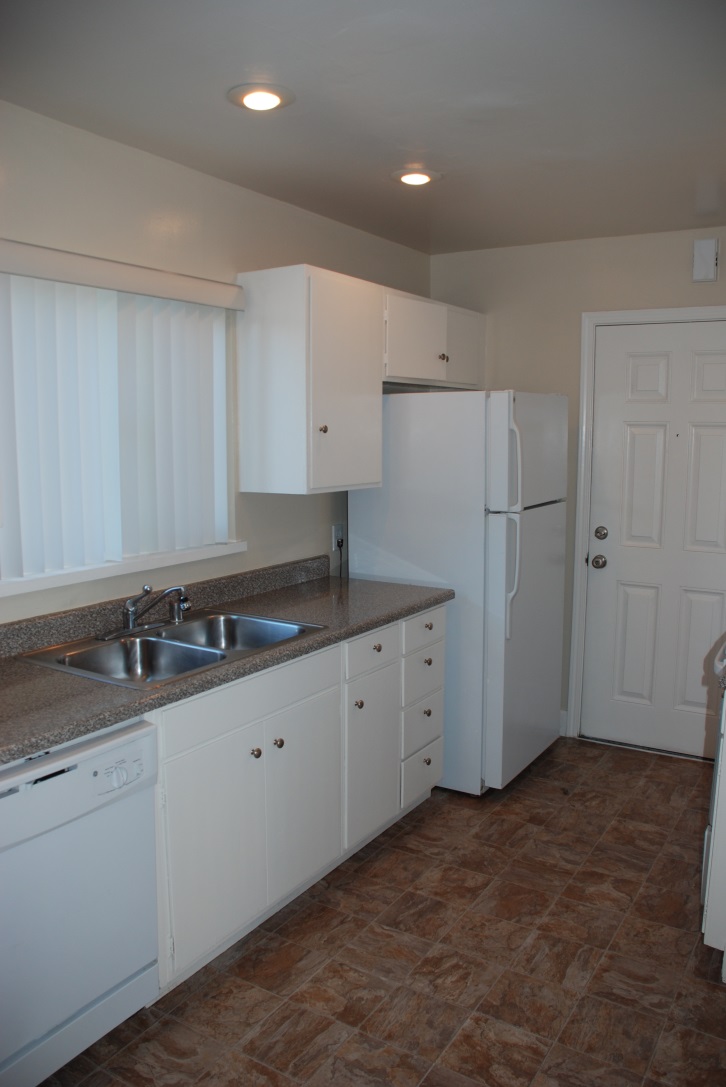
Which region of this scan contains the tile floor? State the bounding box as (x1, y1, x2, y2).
(44, 738, 726, 1087)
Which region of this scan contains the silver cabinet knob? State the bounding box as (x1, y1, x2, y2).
(423, 708, 432, 717)
(355, 699, 365, 708)
(425, 622, 433, 630)
(250, 747, 262, 759)
(318, 424, 329, 433)
(373, 643, 382, 653)
(591, 555, 607, 569)
(424, 657, 433, 666)
(424, 756, 432, 766)
(273, 737, 285, 748)
(594, 525, 609, 540)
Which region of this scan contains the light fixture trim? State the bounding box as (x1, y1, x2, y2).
(391, 168, 443, 186)
(227, 83, 296, 111)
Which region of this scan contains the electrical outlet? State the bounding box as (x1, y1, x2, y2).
(332, 522, 344, 551)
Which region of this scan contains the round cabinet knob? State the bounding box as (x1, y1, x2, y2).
(591, 555, 607, 570)
(423, 757, 432, 766)
(318, 424, 329, 433)
(424, 657, 433, 666)
(423, 708, 432, 717)
(250, 747, 262, 759)
(273, 737, 285, 748)
(594, 525, 609, 540)
(425, 622, 433, 631)
(373, 643, 382, 653)
(355, 699, 365, 709)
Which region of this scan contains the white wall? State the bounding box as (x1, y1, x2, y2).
(431, 227, 726, 703)
(0, 102, 430, 620)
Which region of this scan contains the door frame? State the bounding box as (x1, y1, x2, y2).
(566, 304, 726, 739)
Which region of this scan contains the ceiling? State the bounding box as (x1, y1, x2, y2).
(1, 0, 725, 255)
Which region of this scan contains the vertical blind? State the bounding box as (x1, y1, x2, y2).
(0, 274, 229, 581)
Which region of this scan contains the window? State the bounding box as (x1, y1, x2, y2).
(0, 273, 234, 589)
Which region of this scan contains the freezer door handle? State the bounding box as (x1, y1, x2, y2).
(505, 512, 521, 639)
(509, 398, 523, 512)
(715, 640, 726, 681)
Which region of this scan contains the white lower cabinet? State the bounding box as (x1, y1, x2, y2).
(344, 624, 401, 850)
(400, 607, 447, 805)
(155, 646, 342, 987)
(265, 687, 342, 903)
(154, 605, 447, 991)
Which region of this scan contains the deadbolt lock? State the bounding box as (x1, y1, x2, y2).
(594, 525, 609, 540)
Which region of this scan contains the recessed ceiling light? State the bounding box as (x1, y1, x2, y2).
(391, 168, 442, 186)
(227, 83, 295, 111)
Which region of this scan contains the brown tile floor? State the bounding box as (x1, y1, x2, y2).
(44, 738, 726, 1087)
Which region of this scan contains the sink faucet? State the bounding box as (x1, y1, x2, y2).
(124, 585, 191, 629)
(98, 584, 191, 640)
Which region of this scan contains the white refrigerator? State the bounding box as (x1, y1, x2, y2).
(348, 390, 568, 795)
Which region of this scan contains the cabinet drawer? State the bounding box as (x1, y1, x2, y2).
(402, 687, 443, 760)
(401, 736, 443, 808)
(402, 641, 444, 707)
(345, 623, 399, 679)
(162, 645, 341, 758)
(402, 607, 447, 655)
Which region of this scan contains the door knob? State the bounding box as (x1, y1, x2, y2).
(273, 737, 285, 748)
(424, 657, 433, 666)
(594, 525, 609, 540)
(591, 554, 607, 569)
(423, 756, 432, 766)
(373, 643, 382, 653)
(354, 699, 364, 708)
(318, 424, 329, 433)
(250, 747, 262, 759)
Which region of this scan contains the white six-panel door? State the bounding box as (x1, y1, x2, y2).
(580, 321, 726, 758)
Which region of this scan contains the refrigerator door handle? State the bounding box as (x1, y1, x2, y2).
(510, 401, 523, 512)
(506, 512, 521, 639)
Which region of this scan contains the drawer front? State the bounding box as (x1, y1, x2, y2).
(345, 623, 400, 679)
(401, 607, 447, 655)
(402, 641, 445, 707)
(401, 736, 444, 808)
(162, 645, 341, 758)
(402, 687, 443, 760)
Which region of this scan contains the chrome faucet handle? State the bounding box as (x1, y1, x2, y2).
(125, 585, 153, 610)
(123, 585, 153, 628)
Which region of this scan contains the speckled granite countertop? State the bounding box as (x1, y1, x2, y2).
(0, 556, 453, 766)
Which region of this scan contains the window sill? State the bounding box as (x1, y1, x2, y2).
(0, 541, 249, 598)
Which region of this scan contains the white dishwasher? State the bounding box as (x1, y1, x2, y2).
(0, 720, 159, 1087)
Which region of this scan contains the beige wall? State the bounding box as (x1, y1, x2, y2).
(431, 227, 726, 704)
(0, 102, 429, 621)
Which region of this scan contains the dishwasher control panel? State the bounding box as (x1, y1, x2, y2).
(0, 721, 157, 852)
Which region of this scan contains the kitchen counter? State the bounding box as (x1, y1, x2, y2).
(0, 558, 453, 765)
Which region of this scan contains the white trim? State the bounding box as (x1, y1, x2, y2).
(0, 239, 245, 311)
(0, 541, 248, 597)
(566, 304, 726, 738)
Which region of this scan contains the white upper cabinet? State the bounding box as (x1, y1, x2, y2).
(384, 290, 484, 388)
(238, 264, 383, 494)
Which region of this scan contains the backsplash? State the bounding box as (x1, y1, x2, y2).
(0, 555, 330, 659)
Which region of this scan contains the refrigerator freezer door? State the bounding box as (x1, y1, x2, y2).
(487, 391, 568, 511)
(484, 501, 566, 788)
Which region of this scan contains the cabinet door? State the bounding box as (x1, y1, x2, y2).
(162, 723, 267, 980)
(385, 293, 448, 382)
(265, 686, 342, 903)
(309, 270, 383, 491)
(345, 659, 401, 849)
(445, 306, 483, 388)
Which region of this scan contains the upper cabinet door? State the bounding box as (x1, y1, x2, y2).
(385, 291, 483, 388)
(445, 305, 485, 389)
(385, 292, 448, 382)
(309, 268, 383, 491)
(237, 265, 383, 494)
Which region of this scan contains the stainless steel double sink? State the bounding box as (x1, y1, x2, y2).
(23, 611, 324, 689)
